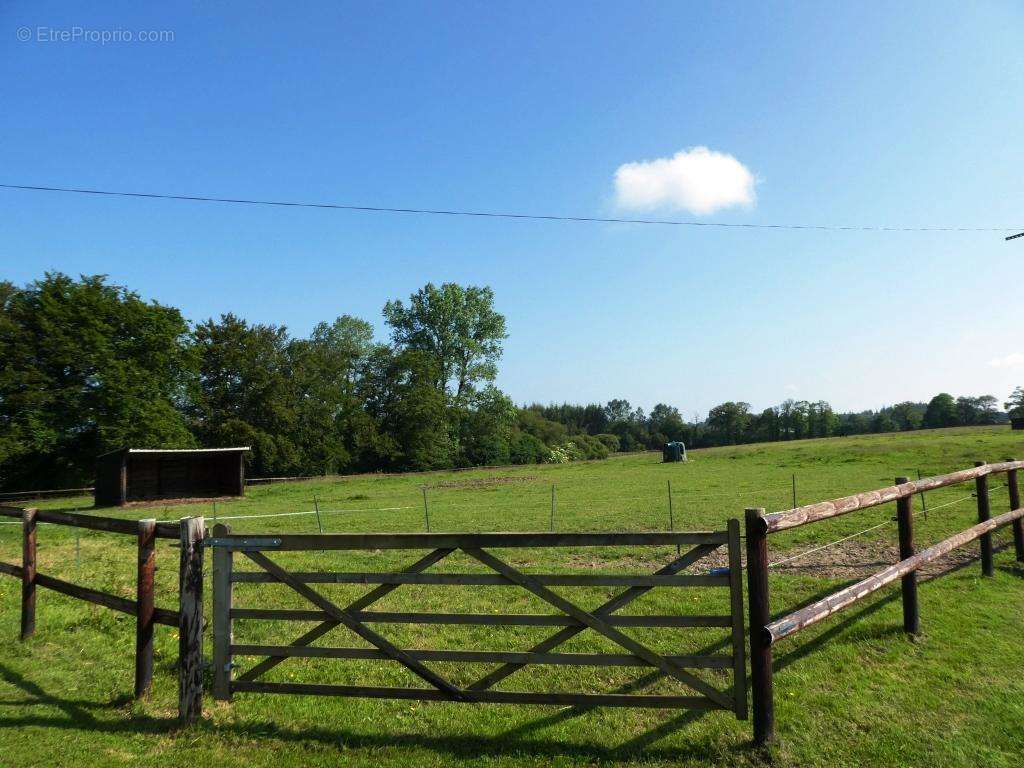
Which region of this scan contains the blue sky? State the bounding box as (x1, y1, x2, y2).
(2, 1, 1022, 416)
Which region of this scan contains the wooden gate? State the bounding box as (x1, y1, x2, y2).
(208, 525, 747, 717)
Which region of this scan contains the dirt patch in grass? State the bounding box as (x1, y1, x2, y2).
(121, 495, 240, 509)
(560, 535, 1020, 580)
(755, 534, 1018, 579)
(428, 476, 537, 490)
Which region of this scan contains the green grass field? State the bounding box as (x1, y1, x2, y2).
(1, 426, 1023, 767)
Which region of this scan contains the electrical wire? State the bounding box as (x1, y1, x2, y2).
(768, 519, 894, 569)
(0, 183, 1018, 233)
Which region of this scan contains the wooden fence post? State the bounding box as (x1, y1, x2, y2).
(135, 518, 156, 697)
(745, 507, 774, 746)
(1007, 460, 1024, 562)
(21, 508, 37, 641)
(178, 516, 205, 723)
(895, 477, 919, 635)
(212, 523, 233, 701)
(975, 461, 993, 576)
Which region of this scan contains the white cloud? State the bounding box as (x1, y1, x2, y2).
(989, 352, 1024, 369)
(614, 146, 756, 215)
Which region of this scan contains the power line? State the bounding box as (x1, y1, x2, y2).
(0, 182, 1018, 234)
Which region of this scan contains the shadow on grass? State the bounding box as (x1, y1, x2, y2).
(1, 552, 1016, 763)
(0, 657, 751, 765)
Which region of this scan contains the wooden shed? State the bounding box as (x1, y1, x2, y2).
(94, 447, 250, 507)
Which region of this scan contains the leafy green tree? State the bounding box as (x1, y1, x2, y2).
(190, 314, 301, 476)
(288, 315, 376, 474)
(517, 409, 569, 446)
(1006, 387, 1024, 419)
(0, 273, 195, 489)
(455, 385, 516, 466)
(889, 401, 924, 431)
(956, 395, 1000, 426)
(706, 402, 752, 445)
(359, 347, 453, 470)
(924, 393, 958, 428)
(649, 403, 687, 442)
(871, 411, 897, 433)
(384, 283, 507, 403)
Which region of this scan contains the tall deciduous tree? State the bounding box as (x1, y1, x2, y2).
(706, 401, 752, 445)
(0, 273, 196, 488)
(190, 313, 301, 476)
(383, 283, 507, 403)
(924, 393, 958, 428)
(1006, 387, 1024, 419)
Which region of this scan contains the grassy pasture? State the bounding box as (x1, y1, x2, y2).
(1, 425, 1023, 766)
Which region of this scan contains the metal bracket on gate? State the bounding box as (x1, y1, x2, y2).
(205, 537, 282, 550)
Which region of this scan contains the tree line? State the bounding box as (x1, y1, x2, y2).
(1, 273, 1021, 491)
(526, 389, 1020, 455)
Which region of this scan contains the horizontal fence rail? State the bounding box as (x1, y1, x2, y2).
(0, 505, 203, 721)
(759, 460, 1024, 533)
(207, 531, 728, 550)
(0, 487, 93, 502)
(765, 505, 1024, 644)
(0, 506, 179, 538)
(211, 523, 748, 719)
(745, 459, 1024, 746)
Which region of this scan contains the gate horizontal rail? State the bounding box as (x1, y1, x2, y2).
(211, 523, 748, 718)
(207, 531, 727, 550)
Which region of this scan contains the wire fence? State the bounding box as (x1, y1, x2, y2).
(0, 470, 1015, 549)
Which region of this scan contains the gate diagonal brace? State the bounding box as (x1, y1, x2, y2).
(463, 546, 733, 710)
(467, 543, 720, 692)
(243, 550, 466, 701)
(237, 548, 455, 683)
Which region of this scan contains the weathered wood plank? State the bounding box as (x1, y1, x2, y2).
(895, 477, 919, 635)
(976, 462, 993, 576)
(235, 548, 454, 684)
(745, 507, 774, 746)
(153, 607, 179, 626)
(230, 571, 728, 587)
(467, 543, 721, 692)
(21, 508, 37, 640)
(135, 519, 156, 698)
(214, 531, 727, 551)
(765, 505, 1024, 644)
(35, 572, 137, 614)
(212, 523, 233, 701)
(178, 516, 205, 724)
(244, 550, 465, 701)
(3, 506, 177, 536)
(0, 560, 22, 578)
(726, 518, 747, 720)
(1008, 463, 1024, 561)
(229, 608, 732, 627)
(231, 644, 734, 668)
(230, 681, 725, 710)
(762, 460, 1024, 533)
(463, 546, 734, 710)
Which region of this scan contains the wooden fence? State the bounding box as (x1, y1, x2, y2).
(744, 459, 1024, 745)
(208, 526, 749, 717)
(0, 506, 205, 721)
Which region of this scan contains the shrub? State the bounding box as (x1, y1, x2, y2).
(509, 432, 548, 464)
(595, 433, 621, 453)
